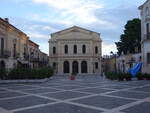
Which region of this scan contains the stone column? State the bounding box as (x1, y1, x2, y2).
(78, 60, 81, 74)
(70, 60, 72, 74)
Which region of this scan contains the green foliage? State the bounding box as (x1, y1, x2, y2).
(137, 72, 143, 80)
(0, 68, 7, 80)
(7, 67, 54, 80)
(105, 72, 132, 81)
(116, 18, 141, 55)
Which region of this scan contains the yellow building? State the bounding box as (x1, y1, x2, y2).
(0, 18, 29, 69)
(0, 18, 48, 69)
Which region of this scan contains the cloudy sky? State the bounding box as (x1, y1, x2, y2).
(0, 0, 146, 55)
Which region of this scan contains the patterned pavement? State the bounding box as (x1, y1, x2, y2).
(0, 75, 150, 113)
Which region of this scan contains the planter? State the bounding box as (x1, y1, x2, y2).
(125, 78, 131, 81)
(118, 78, 124, 81)
(137, 77, 143, 80)
(69, 75, 76, 80)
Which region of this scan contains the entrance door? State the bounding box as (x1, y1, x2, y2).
(72, 61, 78, 74)
(81, 61, 87, 73)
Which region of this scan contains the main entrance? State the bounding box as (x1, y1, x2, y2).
(81, 61, 87, 73)
(72, 61, 78, 74)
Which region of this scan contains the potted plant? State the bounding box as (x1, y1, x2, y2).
(69, 72, 77, 80)
(143, 73, 150, 80)
(137, 72, 143, 80)
(118, 73, 125, 81)
(125, 73, 132, 81)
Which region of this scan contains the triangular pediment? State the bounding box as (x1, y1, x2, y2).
(51, 26, 99, 36)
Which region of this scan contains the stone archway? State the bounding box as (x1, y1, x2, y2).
(72, 61, 78, 74)
(63, 61, 70, 73)
(81, 61, 87, 73)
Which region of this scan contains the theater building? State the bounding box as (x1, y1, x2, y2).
(49, 26, 102, 75)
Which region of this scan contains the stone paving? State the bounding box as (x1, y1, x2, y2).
(0, 75, 150, 113)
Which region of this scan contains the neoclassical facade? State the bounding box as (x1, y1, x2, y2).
(139, 0, 150, 74)
(49, 26, 102, 75)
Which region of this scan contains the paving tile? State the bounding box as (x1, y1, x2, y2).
(131, 86, 150, 93)
(54, 85, 85, 90)
(0, 91, 26, 99)
(0, 88, 7, 91)
(7, 86, 38, 90)
(101, 85, 131, 90)
(14, 103, 103, 113)
(121, 102, 150, 113)
(72, 95, 135, 109)
(0, 95, 55, 110)
(76, 88, 114, 94)
(107, 91, 150, 99)
(42, 91, 89, 100)
(22, 88, 60, 94)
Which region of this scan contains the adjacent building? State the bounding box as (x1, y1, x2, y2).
(116, 53, 141, 73)
(0, 18, 48, 70)
(49, 26, 102, 75)
(139, 0, 150, 74)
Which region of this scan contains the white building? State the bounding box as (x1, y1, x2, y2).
(116, 53, 141, 73)
(139, 0, 150, 74)
(49, 26, 102, 75)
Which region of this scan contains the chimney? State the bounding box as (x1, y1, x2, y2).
(4, 18, 9, 23)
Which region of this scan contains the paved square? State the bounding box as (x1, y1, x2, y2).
(22, 87, 60, 94)
(75, 87, 114, 94)
(107, 91, 150, 99)
(0, 91, 26, 99)
(0, 75, 150, 113)
(121, 102, 150, 113)
(72, 95, 134, 109)
(42, 91, 90, 100)
(0, 95, 55, 110)
(14, 103, 103, 113)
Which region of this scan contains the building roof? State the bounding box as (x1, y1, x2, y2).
(29, 40, 39, 47)
(139, 0, 149, 10)
(51, 26, 100, 36)
(0, 18, 28, 38)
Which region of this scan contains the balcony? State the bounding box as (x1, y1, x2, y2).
(0, 50, 11, 58)
(13, 53, 20, 59)
(143, 33, 150, 42)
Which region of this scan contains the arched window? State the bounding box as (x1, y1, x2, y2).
(95, 62, 98, 69)
(64, 61, 70, 73)
(95, 46, 98, 54)
(53, 47, 56, 54)
(81, 61, 87, 73)
(53, 62, 56, 69)
(64, 45, 68, 54)
(74, 45, 77, 54)
(82, 45, 86, 54)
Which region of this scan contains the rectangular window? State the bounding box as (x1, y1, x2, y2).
(13, 44, 16, 57)
(95, 62, 98, 69)
(1, 38, 4, 55)
(147, 53, 150, 64)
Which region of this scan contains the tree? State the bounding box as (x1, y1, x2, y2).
(116, 18, 141, 55)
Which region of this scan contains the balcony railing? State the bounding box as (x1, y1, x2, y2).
(0, 50, 11, 58)
(30, 57, 39, 62)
